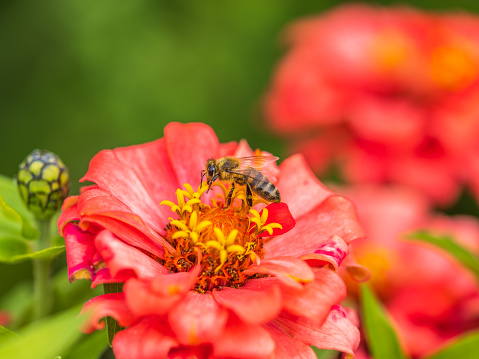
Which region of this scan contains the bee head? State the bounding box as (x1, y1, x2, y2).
(202, 158, 219, 193)
(205, 158, 217, 181)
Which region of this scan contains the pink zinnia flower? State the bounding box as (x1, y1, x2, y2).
(264, 4, 479, 205)
(338, 185, 479, 358)
(58, 122, 366, 359)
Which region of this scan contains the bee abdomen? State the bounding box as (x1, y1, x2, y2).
(247, 170, 281, 203)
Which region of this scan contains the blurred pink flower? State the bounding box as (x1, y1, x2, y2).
(338, 185, 479, 358)
(58, 122, 366, 358)
(0, 311, 11, 327)
(264, 4, 479, 205)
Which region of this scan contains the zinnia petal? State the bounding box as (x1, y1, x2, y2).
(281, 268, 347, 324)
(124, 264, 201, 316)
(165, 122, 220, 187)
(276, 305, 360, 355)
(213, 317, 275, 359)
(78, 187, 170, 256)
(300, 235, 349, 270)
(95, 230, 167, 281)
(58, 196, 80, 235)
(277, 154, 333, 219)
(244, 256, 314, 289)
(168, 292, 228, 345)
(81, 138, 179, 236)
(80, 293, 138, 333)
(266, 195, 365, 258)
(64, 223, 96, 282)
(265, 322, 318, 359)
(112, 317, 178, 359)
(257, 202, 296, 237)
(212, 283, 282, 324)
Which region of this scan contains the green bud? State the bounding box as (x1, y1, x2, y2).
(17, 149, 70, 220)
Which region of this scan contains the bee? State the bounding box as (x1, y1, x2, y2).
(201, 155, 281, 207)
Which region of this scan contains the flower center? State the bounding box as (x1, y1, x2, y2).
(160, 182, 282, 293)
(429, 40, 478, 91)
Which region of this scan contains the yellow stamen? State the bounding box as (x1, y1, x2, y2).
(161, 182, 282, 292)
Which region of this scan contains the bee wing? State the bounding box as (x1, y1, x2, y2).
(236, 156, 279, 170)
(226, 167, 277, 183)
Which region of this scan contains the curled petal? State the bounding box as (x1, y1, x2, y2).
(276, 305, 360, 355)
(257, 202, 296, 237)
(95, 230, 167, 281)
(213, 284, 282, 324)
(342, 254, 371, 282)
(80, 293, 138, 333)
(78, 188, 171, 256)
(58, 198, 80, 235)
(168, 292, 228, 345)
(91, 267, 133, 288)
(244, 256, 314, 290)
(113, 317, 178, 359)
(281, 268, 346, 324)
(213, 318, 275, 359)
(64, 223, 96, 282)
(300, 235, 349, 270)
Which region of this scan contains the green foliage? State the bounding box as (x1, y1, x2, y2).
(406, 231, 479, 279)
(0, 244, 65, 264)
(360, 285, 409, 359)
(0, 325, 18, 339)
(103, 283, 124, 347)
(0, 175, 38, 240)
(423, 331, 479, 359)
(312, 347, 338, 359)
(0, 174, 65, 263)
(64, 331, 108, 359)
(0, 306, 83, 359)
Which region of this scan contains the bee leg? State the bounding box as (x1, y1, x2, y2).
(226, 182, 235, 207)
(200, 170, 205, 188)
(206, 174, 218, 194)
(246, 184, 253, 207)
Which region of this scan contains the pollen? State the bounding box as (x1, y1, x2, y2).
(160, 182, 280, 293)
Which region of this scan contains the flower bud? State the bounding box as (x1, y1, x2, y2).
(17, 149, 70, 220)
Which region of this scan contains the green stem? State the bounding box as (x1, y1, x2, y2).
(33, 218, 53, 320)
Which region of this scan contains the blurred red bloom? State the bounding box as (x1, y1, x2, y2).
(338, 185, 479, 358)
(264, 4, 479, 205)
(58, 122, 367, 359)
(0, 311, 11, 327)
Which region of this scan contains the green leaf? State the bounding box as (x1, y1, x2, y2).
(0, 306, 84, 359)
(312, 347, 338, 359)
(360, 285, 409, 359)
(0, 325, 18, 339)
(0, 175, 38, 240)
(103, 283, 124, 347)
(0, 282, 33, 330)
(406, 231, 479, 278)
(0, 237, 31, 263)
(0, 236, 65, 263)
(63, 331, 108, 359)
(424, 330, 479, 359)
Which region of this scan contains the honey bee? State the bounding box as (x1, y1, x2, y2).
(201, 156, 281, 207)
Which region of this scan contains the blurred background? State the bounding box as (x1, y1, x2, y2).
(2, 1, 479, 358)
(3, 0, 479, 194)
